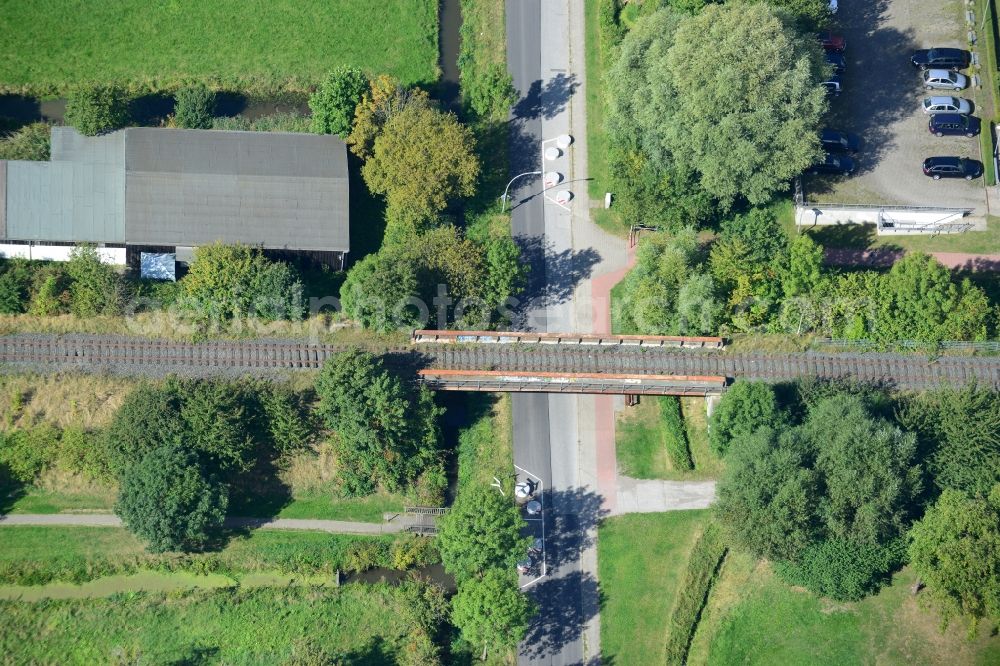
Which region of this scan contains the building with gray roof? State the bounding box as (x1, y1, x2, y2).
(0, 127, 350, 268)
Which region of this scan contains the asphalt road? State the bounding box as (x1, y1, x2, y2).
(507, 1, 593, 663)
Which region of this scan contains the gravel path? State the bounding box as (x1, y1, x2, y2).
(0, 513, 402, 534)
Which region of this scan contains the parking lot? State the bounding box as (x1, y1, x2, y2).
(805, 0, 988, 218)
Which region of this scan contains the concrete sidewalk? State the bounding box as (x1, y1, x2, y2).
(0, 513, 402, 535)
(615, 477, 717, 514)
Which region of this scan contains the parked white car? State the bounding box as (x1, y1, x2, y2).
(922, 96, 972, 115)
(923, 69, 967, 91)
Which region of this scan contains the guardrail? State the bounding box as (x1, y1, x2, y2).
(411, 329, 725, 349)
(417, 369, 730, 396)
(814, 337, 1000, 353)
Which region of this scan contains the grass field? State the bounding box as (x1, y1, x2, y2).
(0, 525, 414, 586)
(0, 0, 439, 96)
(0, 584, 432, 663)
(615, 397, 721, 480)
(598, 511, 711, 663)
(688, 551, 1000, 666)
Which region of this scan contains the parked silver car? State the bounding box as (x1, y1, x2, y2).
(923, 69, 967, 91)
(922, 96, 972, 115)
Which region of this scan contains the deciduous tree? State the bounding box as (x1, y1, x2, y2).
(309, 67, 368, 137)
(115, 441, 228, 553)
(909, 486, 1000, 626)
(362, 104, 480, 223)
(173, 84, 215, 129)
(437, 485, 528, 583)
(664, 3, 827, 205)
(451, 569, 536, 660)
(65, 84, 129, 136)
(708, 380, 783, 455)
(315, 350, 442, 496)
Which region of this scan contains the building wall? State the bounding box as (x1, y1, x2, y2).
(0, 243, 126, 264)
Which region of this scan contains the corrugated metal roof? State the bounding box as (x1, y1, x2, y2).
(1, 127, 349, 252)
(124, 129, 349, 251)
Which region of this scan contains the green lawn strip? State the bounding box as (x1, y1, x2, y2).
(452, 393, 513, 493)
(0, 584, 428, 664)
(680, 398, 724, 478)
(585, 0, 610, 200)
(616, 397, 723, 480)
(664, 523, 727, 666)
(0, 525, 417, 586)
(6, 487, 115, 514)
(271, 492, 405, 523)
(616, 398, 671, 479)
(976, 0, 999, 185)
(598, 511, 710, 664)
(687, 550, 1000, 666)
(0, 0, 439, 96)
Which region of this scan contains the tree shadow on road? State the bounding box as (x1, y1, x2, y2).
(538, 486, 610, 570)
(512, 73, 579, 123)
(522, 570, 602, 661)
(510, 236, 601, 327)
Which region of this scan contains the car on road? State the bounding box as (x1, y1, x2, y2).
(825, 52, 846, 75)
(822, 76, 843, 96)
(809, 152, 856, 175)
(820, 129, 860, 153)
(928, 113, 981, 137)
(818, 31, 846, 52)
(922, 96, 972, 115)
(923, 69, 967, 91)
(911, 48, 971, 71)
(922, 156, 983, 180)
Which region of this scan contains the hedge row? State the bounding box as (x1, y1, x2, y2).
(664, 523, 728, 665)
(660, 397, 693, 471)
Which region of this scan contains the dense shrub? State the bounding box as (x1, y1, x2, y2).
(664, 523, 727, 665)
(661, 396, 692, 471)
(776, 537, 904, 601)
(115, 441, 228, 553)
(0, 426, 61, 482)
(261, 384, 313, 455)
(343, 538, 393, 572)
(309, 67, 368, 137)
(211, 111, 311, 133)
(708, 380, 782, 456)
(180, 243, 304, 324)
(598, 0, 626, 53)
(897, 386, 1000, 495)
(451, 569, 535, 660)
(66, 245, 129, 317)
(0, 122, 51, 161)
(0, 259, 34, 314)
(465, 62, 517, 120)
(65, 84, 129, 136)
(173, 84, 215, 129)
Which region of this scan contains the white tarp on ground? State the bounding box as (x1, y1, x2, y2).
(0, 243, 125, 264)
(140, 252, 176, 281)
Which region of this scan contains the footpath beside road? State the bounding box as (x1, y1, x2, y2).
(0, 513, 406, 535)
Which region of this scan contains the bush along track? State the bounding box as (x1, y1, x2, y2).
(664, 522, 728, 666)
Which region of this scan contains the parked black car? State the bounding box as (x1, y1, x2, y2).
(825, 52, 846, 75)
(820, 129, 860, 153)
(922, 156, 983, 180)
(822, 76, 842, 96)
(911, 48, 971, 70)
(810, 152, 856, 176)
(928, 113, 981, 137)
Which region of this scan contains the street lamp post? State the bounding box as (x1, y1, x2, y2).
(499, 171, 543, 212)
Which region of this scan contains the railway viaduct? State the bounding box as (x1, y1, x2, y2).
(0, 331, 997, 393)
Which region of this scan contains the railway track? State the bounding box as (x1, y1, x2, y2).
(0, 335, 996, 389)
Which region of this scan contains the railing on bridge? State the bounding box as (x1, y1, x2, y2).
(411, 330, 724, 349)
(417, 369, 729, 396)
